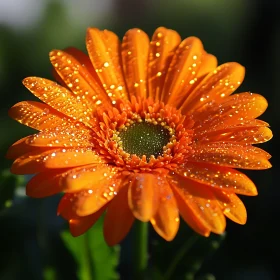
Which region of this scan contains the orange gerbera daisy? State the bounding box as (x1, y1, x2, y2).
(7, 27, 272, 245)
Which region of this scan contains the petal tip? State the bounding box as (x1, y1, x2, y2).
(69, 220, 83, 237)
(49, 49, 60, 58)
(262, 160, 272, 169)
(251, 188, 258, 196)
(204, 231, 211, 237)
(22, 77, 32, 86)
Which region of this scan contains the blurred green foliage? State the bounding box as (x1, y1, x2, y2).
(0, 170, 24, 212)
(61, 217, 120, 280)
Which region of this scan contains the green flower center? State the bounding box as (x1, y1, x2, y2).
(118, 122, 171, 159)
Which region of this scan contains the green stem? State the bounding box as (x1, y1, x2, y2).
(133, 220, 148, 280)
(163, 234, 199, 280)
(82, 231, 94, 280)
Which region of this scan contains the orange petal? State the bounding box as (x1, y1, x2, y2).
(69, 207, 106, 237)
(103, 185, 135, 246)
(26, 164, 115, 197)
(162, 37, 204, 107)
(61, 164, 118, 192)
(121, 28, 149, 99)
(86, 28, 128, 102)
(197, 53, 218, 77)
(50, 49, 111, 109)
(27, 169, 68, 198)
(195, 126, 272, 145)
(58, 193, 109, 222)
(148, 27, 181, 101)
(58, 193, 79, 219)
(72, 175, 124, 217)
(63, 47, 102, 83)
(238, 119, 269, 127)
(25, 125, 93, 148)
(190, 143, 271, 170)
(6, 121, 92, 159)
(11, 148, 103, 174)
(172, 185, 210, 237)
(58, 194, 107, 235)
(8, 101, 72, 131)
(177, 162, 258, 196)
(6, 136, 50, 160)
(211, 190, 247, 224)
(128, 173, 160, 222)
(22, 77, 92, 125)
(181, 62, 245, 114)
(52, 47, 99, 87)
(193, 93, 268, 133)
(170, 175, 226, 234)
(52, 68, 67, 88)
(150, 180, 179, 241)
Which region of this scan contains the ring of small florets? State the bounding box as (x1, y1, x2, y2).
(91, 97, 194, 172)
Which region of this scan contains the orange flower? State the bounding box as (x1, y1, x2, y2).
(7, 27, 272, 245)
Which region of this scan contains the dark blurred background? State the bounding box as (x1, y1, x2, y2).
(0, 0, 278, 279)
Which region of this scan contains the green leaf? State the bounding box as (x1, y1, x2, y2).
(43, 266, 57, 280)
(0, 169, 25, 211)
(61, 216, 120, 280)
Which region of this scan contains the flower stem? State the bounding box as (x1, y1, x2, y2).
(163, 234, 199, 280)
(83, 231, 94, 280)
(133, 220, 148, 280)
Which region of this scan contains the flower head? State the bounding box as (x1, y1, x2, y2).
(7, 27, 272, 245)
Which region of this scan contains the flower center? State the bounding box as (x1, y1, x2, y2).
(118, 121, 171, 159)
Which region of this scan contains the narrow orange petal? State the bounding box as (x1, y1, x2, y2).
(177, 162, 258, 196)
(195, 126, 272, 145)
(52, 67, 67, 88)
(8, 101, 71, 131)
(57, 193, 79, 220)
(122, 28, 149, 99)
(11, 148, 103, 174)
(148, 27, 181, 101)
(169, 175, 226, 234)
(150, 180, 179, 241)
(61, 164, 118, 192)
(211, 190, 247, 224)
(181, 62, 245, 114)
(63, 47, 102, 84)
(25, 126, 93, 148)
(27, 169, 67, 198)
(6, 136, 50, 160)
(58, 193, 109, 222)
(193, 93, 268, 133)
(73, 175, 124, 217)
(26, 164, 114, 197)
(86, 28, 128, 102)
(52, 47, 99, 87)
(104, 185, 135, 246)
(44, 149, 102, 169)
(128, 173, 160, 222)
(69, 207, 105, 237)
(191, 143, 271, 170)
(172, 185, 210, 237)
(23, 77, 93, 125)
(7, 122, 93, 159)
(197, 53, 218, 77)
(238, 119, 269, 127)
(58, 194, 107, 235)
(162, 37, 204, 107)
(50, 49, 111, 109)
